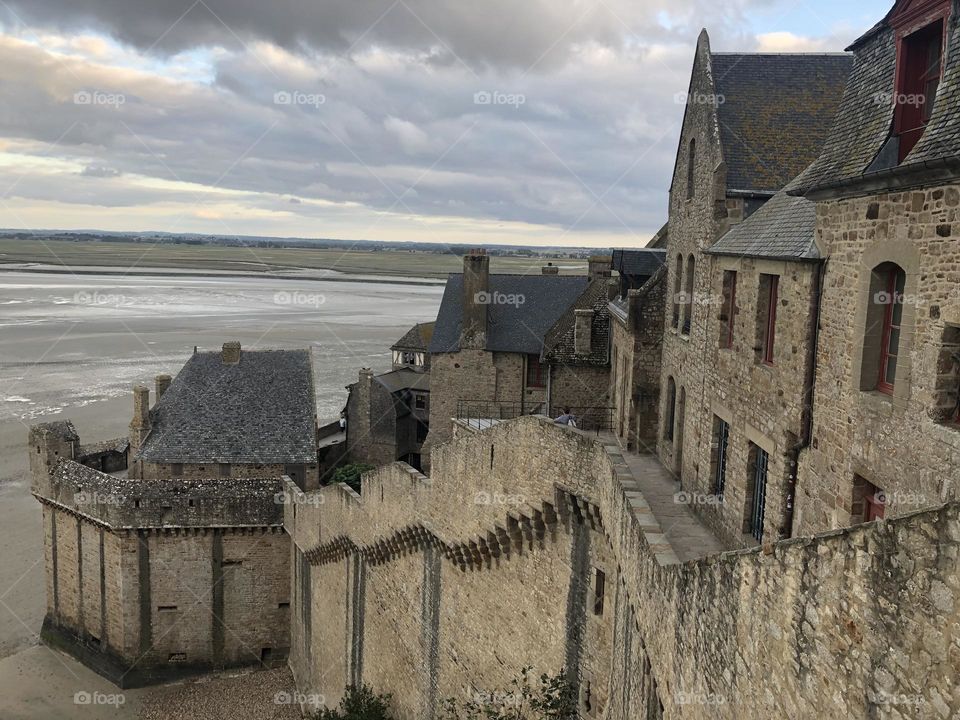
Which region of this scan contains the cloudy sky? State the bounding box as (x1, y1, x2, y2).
(0, 0, 882, 248)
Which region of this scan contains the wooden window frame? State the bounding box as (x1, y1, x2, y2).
(720, 270, 737, 349)
(526, 354, 546, 389)
(762, 275, 779, 365)
(713, 418, 729, 498)
(877, 267, 905, 395)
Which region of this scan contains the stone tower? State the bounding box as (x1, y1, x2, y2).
(461, 249, 489, 350)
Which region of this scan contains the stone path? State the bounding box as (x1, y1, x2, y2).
(598, 433, 726, 563)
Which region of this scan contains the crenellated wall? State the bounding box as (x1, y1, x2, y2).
(286, 415, 960, 719)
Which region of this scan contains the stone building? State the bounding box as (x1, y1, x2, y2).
(29, 420, 290, 688)
(130, 342, 320, 490)
(656, 31, 853, 546)
(345, 323, 434, 470)
(425, 250, 615, 458)
(787, 0, 960, 534)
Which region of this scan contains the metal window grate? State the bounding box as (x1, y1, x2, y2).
(750, 448, 769, 542)
(714, 420, 729, 498)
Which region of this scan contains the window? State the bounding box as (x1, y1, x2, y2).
(414, 393, 427, 410)
(936, 324, 960, 425)
(593, 568, 605, 616)
(719, 270, 737, 349)
(895, 19, 945, 162)
(686, 138, 696, 200)
(171, 463, 183, 476)
(682, 255, 695, 335)
(218, 463, 230, 478)
(526, 354, 546, 388)
(877, 266, 906, 394)
(672, 254, 683, 329)
(665, 377, 677, 441)
(853, 476, 886, 523)
(757, 274, 779, 365)
(712, 417, 730, 498)
(744, 444, 769, 542)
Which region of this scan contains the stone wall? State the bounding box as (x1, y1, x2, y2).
(285, 415, 960, 719)
(797, 183, 960, 535)
(346, 369, 401, 469)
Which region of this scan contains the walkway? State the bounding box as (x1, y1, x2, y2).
(597, 432, 726, 563)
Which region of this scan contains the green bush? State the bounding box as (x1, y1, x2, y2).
(327, 463, 374, 493)
(312, 685, 394, 720)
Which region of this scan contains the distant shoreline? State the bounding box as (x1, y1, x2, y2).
(0, 264, 446, 287)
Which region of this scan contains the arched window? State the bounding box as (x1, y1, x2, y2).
(672, 254, 683, 329)
(665, 377, 677, 441)
(687, 139, 696, 199)
(860, 262, 907, 394)
(682, 255, 695, 334)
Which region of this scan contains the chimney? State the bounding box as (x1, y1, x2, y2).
(574, 309, 594, 355)
(130, 385, 151, 450)
(461, 249, 490, 350)
(542, 262, 559, 276)
(588, 255, 612, 282)
(155, 374, 172, 400)
(222, 341, 241, 365)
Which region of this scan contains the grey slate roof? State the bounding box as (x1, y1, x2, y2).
(707, 186, 820, 261)
(543, 279, 612, 366)
(138, 349, 317, 464)
(710, 52, 852, 194)
(793, 1, 960, 196)
(391, 322, 435, 352)
(612, 249, 668, 278)
(429, 274, 588, 355)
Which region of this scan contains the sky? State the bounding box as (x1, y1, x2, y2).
(0, 0, 885, 249)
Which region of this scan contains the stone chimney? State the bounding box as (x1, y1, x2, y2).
(130, 385, 151, 450)
(461, 249, 490, 350)
(542, 262, 559, 275)
(588, 256, 612, 282)
(155, 374, 172, 400)
(575, 309, 594, 355)
(222, 341, 241, 365)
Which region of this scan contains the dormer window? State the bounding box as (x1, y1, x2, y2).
(893, 5, 949, 162)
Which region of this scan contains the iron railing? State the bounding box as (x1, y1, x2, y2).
(455, 400, 615, 435)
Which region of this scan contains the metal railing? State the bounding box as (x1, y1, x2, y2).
(456, 400, 615, 435)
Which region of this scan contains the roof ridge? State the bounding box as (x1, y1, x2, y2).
(711, 52, 850, 57)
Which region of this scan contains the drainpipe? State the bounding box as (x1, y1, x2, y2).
(784, 258, 826, 538)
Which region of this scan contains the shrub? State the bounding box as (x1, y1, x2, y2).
(327, 463, 374, 493)
(311, 684, 394, 720)
(440, 667, 577, 720)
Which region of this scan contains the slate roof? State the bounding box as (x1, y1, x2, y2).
(707, 185, 820, 261)
(710, 52, 853, 194)
(429, 274, 589, 355)
(543, 279, 612, 366)
(612, 249, 668, 278)
(376, 368, 431, 393)
(793, 3, 960, 196)
(391, 322, 435, 352)
(137, 348, 317, 464)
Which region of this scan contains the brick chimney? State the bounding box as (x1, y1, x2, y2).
(542, 263, 559, 275)
(461, 249, 489, 350)
(588, 256, 612, 282)
(129, 385, 151, 450)
(222, 341, 241, 365)
(575, 309, 594, 355)
(155, 374, 172, 400)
